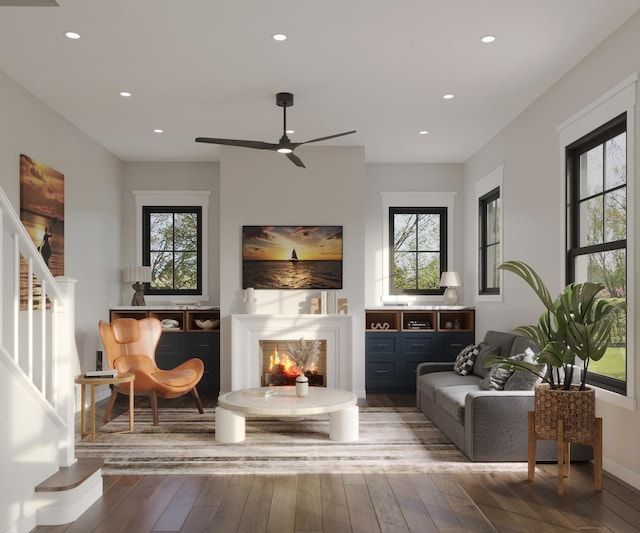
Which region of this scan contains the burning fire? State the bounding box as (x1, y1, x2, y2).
(269, 348, 318, 377)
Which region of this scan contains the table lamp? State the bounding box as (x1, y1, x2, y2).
(440, 271, 462, 305)
(123, 266, 152, 306)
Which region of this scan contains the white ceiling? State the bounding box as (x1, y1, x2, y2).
(1, 0, 639, 164)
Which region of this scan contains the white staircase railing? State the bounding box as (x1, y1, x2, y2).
(0, 185, 77, 467)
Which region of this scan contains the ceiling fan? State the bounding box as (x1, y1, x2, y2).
(195, 92, 356, 168)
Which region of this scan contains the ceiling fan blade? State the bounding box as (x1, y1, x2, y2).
(195, 137, 278, 151)
(299, 130, 357, 145)
(286, 152, 306, 168)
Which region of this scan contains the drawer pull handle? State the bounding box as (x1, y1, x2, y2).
(411, 344, 425, 348)
(376, 344, 388, 348)
(375, 370, 389, 374)
(450, 343, 463, 347)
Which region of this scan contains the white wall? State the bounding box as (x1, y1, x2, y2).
(0, 69, 122, 532)
(365, 163, 465, 308)
(464, 11, 640, 488)
(219, 145, 366, 396)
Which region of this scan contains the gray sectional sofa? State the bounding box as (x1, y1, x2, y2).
(416, 330, 592, 462)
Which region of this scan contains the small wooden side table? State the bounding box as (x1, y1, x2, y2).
(75, 373, 135, 442)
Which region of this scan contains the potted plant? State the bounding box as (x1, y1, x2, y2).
(486, 260, 625, 441)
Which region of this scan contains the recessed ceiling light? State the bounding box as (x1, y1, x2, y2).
(64, 31, 80, 40)
(443, 94, 455, 100)
(480, 35, 496, 43)
(272, 33, 287, 41)
(119, 91, 132, 98)
(153, 129, 164, 134)
(286, 129, 295, 134)
(419, 130, 429, 135)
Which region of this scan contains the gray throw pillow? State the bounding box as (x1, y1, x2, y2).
(504, 348, 546, 391)
(479, 365, 514, 390)
(472, 342, 500, 378)
(453, 344, 479, 376)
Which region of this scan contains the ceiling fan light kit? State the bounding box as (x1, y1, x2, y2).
(195, 92, 355, 168)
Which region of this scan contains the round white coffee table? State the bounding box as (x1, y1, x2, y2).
(216, 386, 358, 443)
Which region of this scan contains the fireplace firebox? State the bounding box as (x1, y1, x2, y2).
(260, 339, 327, 387)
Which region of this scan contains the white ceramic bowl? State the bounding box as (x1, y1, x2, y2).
(194, 319, 219, 330)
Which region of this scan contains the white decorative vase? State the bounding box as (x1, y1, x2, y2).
(295, 374, 309, 397)
(244, 288, 257, 314)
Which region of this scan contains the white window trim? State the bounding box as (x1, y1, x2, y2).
(557, 73, 637, 406)
(380, 191, 456, 305)
(475, 165, 504, 303)
(134, 190, 211, 303)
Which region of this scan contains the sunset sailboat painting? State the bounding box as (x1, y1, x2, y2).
(243, 226, 343, 289)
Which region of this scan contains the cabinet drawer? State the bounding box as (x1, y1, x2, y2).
(366, 360, 397, 385)
(366, 335, 397, 354)
(402, 334, 435, 354)
(438, 333, 475, 361)
(156, 332, 182, 356)
(183, 333, 218, 354)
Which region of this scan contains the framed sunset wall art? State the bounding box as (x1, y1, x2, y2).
(242, 226, 343, 289)
(19, 154, 65, 309)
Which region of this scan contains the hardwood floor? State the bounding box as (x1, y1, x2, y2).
(32, 392, 640, 533)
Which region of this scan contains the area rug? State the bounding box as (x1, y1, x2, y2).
(75, 406, 528, 475)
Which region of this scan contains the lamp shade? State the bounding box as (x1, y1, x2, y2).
(123, 266, 152, 283)
(440, 271, 462, 288)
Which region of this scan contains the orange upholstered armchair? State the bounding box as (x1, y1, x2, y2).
(98, 317, 204, 425)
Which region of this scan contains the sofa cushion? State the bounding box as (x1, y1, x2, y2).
(417, 371, 482, 401)
(479, 364, 514, 390)
(453, 344, 479, 375)
(472, 342, 500, 378)
(482, 330, 517, 356)
(434, 385, 479, 423)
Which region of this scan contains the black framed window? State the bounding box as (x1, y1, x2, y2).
(479, 187, 501, 295)
(389, 207, 447, 295)
(142, 206, 202, 295)
(566, 113, 627, 394)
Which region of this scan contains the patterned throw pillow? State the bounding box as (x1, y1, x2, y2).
(479, 365, 514, 390)
(453, 344, 479, 376)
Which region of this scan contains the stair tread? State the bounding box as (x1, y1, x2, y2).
(35, 458, 104, 492)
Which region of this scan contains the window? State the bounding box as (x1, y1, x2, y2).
(143, 206, 202, 295)
(134, 190, 210, 302)
(478, 187, 501, 295)
(389, 207, 447, 295)
(566, 113, 627, 394)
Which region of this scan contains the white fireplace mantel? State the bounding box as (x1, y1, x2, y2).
(231, 314, 353, 392)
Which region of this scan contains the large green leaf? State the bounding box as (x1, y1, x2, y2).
(498, 261, 554, 311)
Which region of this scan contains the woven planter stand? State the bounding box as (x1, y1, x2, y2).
(534, 383, 596, 442)
(529, 384, 601, 495)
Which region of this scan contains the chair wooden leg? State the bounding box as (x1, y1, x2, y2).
(150, 390, 159, 426)
(191, 387, 204, 414)
(527, 411, 536, 481)
(103, 388, 119, 423)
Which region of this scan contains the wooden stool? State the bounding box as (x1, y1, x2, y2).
(528, 410, 602, 495)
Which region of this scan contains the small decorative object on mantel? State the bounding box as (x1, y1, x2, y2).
(310, 297, 321, 314)
(243, 287, 257, 314)
(485, 260, 624, 495)
(337, 298, 348, 314)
